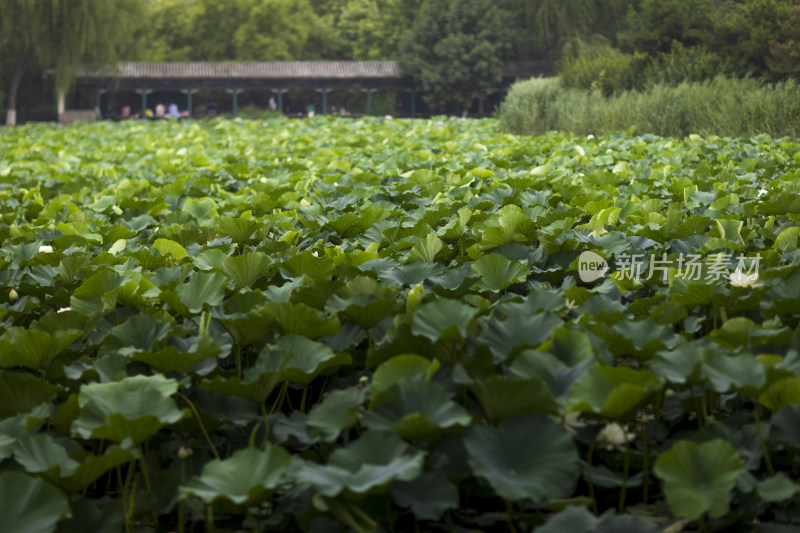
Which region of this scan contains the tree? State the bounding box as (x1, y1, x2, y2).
(0, 0, 143, 125)
(400, 0, 511, 113)
(618, 0, 716, 56)
(335, 0, 422, 60)
(768, 4, 800, 78)
(709, 0, 800, 78)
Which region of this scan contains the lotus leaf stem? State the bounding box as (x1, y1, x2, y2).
(178, 392, 221, 460)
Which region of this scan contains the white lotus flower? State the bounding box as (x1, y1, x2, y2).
(598, 422, 635, 451)
(758, 188, 768, 198)
(57, 307, 70, 313)
(259, 177, 267, 183)
(562, 412, 586, 437)
(38, 245, 53, 253)
(730, 268, 762, 288)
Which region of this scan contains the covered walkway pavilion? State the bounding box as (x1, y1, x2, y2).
(67, 61, 417, 119)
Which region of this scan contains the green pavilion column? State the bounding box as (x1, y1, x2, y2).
(320, 89, 329, 116)
(182, 89, 194, 118)
(277, 90, 284, 113)
(232, 89, 239, 118)
(365, 89, 374, 116)
(135, 89, 153, 119)
(96, 88, 106, 119)
(136, 89, 150, 119)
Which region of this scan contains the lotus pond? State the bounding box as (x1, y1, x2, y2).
(2, 117, 800, 532)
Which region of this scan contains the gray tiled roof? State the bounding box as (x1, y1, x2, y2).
(78, 61, 406, 80)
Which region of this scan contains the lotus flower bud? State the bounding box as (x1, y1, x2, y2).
(178, 446, 193, 459)
(9, 288, 18, 301)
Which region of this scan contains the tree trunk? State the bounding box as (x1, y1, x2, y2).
(6, 49, 32, 126)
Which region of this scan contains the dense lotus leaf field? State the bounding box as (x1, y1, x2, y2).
(2, 117, 800, 532)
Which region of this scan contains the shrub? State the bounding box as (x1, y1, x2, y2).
(642, 41, 721, 86)
(559, 46, 646, 96)
(497, 76, 800, 138)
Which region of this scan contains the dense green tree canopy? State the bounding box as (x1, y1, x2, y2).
(0, 0, 143, 124)
(2, 0, 800, 121)
(400, 0, 511, 113)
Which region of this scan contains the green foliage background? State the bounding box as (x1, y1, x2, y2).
(3, 0, 800, 121)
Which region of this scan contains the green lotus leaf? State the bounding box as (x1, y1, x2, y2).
(566, 364, 663, 420)
(200, 374, 280, 405)
(758, 376, 800, 412)
(221, 252, 271, 289)
(411, 299, 476, 343)
(650, 343, 706, 386)
(326, 293, 401, 329)
(179, 445, 291, 505)
(701, 352, 765, 395)
(101, 313, 173, 354)
(69, 270, 124, 314)
(194, 248, 228, 271)
(215, 215, 257, 244)
(182, 197, 219, 225)
(380, 261, 446, 286)
(391, 471, 458, 521)
(716, 218, 743, 243)
(770, 404, 800, 449)
(56, 221, 102, 243)
(306, 387, 365, 442)
(0, 435, 15, 460)
(408, 233, 444, 262)
(72, 374, 186, 443)
(0, 327, 81, 370)
(214, 291, 276, 345)
(295, 431, 424, 497)
(0, 372, 61, 418)
(128, 336, 222, 374)
(250, 334, 351, 386)
(57, 491, 124, 533)
(464, 413, 580, 502)
(261, 301, 340, 338)
(54, 440, 139, 493)
(653, 439, 744, 521)
(12, 433, 80, 479)
(173, 271, 228, 314)
(370, 354, 440, 403)
(471, 376, 559, 422)
(537, 506, 659, 533)
(756, 472, 800, 503)
(477, 312, 563, 363)
(0, 403, 51, 442)
(774, 226, 800, 252)
(279, 250, 335, 280)
(471, 253, 530, 292)
(0, 472, 71, 533)
(364, 378, 471, 440)
(479, 204, 531, 251)
(153, 238, 188, 261)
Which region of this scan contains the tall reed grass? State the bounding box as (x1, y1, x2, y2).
(498, 76, 800, 139)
